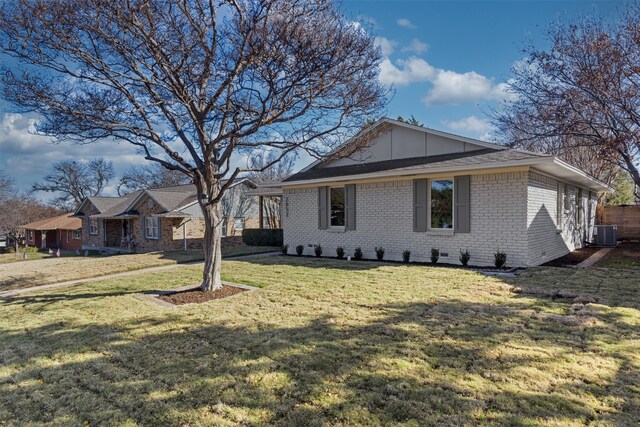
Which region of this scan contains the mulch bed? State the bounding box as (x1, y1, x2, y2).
(158, 285, 247, 305)
(542, 246, 601, 267)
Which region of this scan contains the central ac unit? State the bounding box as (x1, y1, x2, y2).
(594, 225, 617, 246)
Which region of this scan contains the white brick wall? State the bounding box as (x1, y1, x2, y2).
(526, 171, 596, 265)
(283, 171, 530, 267)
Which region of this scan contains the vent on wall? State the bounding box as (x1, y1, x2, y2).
(594, 225, 617, 246)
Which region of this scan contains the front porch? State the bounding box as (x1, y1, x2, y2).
(103, 218, 136, 250)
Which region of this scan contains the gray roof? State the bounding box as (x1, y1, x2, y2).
(284, 148, 532, 182)
(78, 179, 256, 218)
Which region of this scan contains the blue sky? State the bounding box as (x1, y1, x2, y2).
(0, 0, 620, 197)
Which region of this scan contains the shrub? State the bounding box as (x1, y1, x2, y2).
(314, 244, 323, 257)
(295, 244, 304, 256)
(241, 229, 283, 246)
(336, 246, 345, 259)
(353, 247, 363, 260)
(281, 244, 289, 255)
(402, 250, 411, 263)
(374, 246, 385, 261)
(430, 248, 440, 264)
(19, 246, 40, 253)
(494, 250, 507, 269)
(459, 249, 470, 267)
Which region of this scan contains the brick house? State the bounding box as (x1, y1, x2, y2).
(22, 213, 83, 251)
(268, 118, 611, 267)
(74, 180, 259, 252)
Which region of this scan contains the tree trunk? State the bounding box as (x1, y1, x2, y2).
(201, 200, 223, 291)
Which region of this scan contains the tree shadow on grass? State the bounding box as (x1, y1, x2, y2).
(1, 298, 638, 426)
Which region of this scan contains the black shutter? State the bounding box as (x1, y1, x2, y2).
(413, 179, 427, 232)
(345, 184, 356, 230)
(454, 175, 470, 233)
(318, 187, 328, 230)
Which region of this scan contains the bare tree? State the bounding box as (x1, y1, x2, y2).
(0, 193, 60, 241)
(248, 151, 295, 228)
(0, 170, 14, 201)
(32, 158, 114, 209)
(117, 163, 191, 195)
(220, 181, 256, 236)
(492, 5, 640, 197)
(0, 0, 386, 290)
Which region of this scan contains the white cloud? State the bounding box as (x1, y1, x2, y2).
(374, 36, 397, 57)
(442, 116, 494, 140)
(379, 57, 436, 86)
(402, 38, 429, 54)
(396, 18, 416, 29)
(423, 69, 507, 105)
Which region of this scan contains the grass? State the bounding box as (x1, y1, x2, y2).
(0, 245, 278, 291)
(595, 242, 640, 270)
(0, 257, 638, 425)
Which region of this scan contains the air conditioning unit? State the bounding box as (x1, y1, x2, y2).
(594, 225, 617, 246)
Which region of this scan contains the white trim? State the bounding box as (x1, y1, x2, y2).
(145, 216, 160, 240)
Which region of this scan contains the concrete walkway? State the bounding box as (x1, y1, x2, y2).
(0, 251, 280, 298)
(575, 247, 614, 268)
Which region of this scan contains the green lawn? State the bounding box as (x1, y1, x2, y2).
(0, 245, 279, 291)
(0, 257, 638, 425)
(596, 242, 640, 270)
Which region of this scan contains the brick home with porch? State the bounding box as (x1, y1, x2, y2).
(75, 181, 259, 252)
(22, 213, 83, 251)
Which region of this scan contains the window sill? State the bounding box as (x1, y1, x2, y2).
(425, 229, 454, 236)
(327, 227, 346, 233)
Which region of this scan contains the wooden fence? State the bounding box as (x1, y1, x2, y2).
(596, 205, 640, 240)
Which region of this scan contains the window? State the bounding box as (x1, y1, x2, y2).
(89, 218, 98, 235)
(430, 179, 453, 229)
(234, 217, 245, 230)
(73, 230, 81, 240)
(28, 230, 33, 241)
(556, 183, 564, 228)
(145, 217, 159, 239)
(330, 187, 345, 227)
(222, 218, 228, 237)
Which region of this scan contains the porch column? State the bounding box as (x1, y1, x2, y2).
(259, 195, 264, 229)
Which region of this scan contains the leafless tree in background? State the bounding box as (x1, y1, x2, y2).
(117, 163, 191, 196)
(0, 0, 386, 290)
(220, 181, 256, 236)
(248, 152, 296, 228)
(32, 158, 114, 209)
(0, 170, 14, 201)
(492, 4, 640, 198)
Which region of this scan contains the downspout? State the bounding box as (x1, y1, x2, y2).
(182, 218, 192, 252)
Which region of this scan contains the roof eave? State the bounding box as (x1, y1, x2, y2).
(280, 158, 545, 187)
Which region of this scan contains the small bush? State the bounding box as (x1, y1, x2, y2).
(353, 247, 363, 260)
(430, 248, 440, 264)
(241, 229, 283, 246)
(494, 250, 507, 269)
(402, 250, 411, 263)
(295, 244, 304, 256)
(19, 246, 40, 253)
(374, 246, 385, 261)
(459, 249, 470, 267)
(314, 244, 323, 257)
(281, 244, 289, 255)
(336, 246, 345, 259)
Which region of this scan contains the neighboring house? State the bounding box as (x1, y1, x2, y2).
(270, 118, 610, 267)
(21, 213, 83, 251)
(74, 180, 258, 252)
